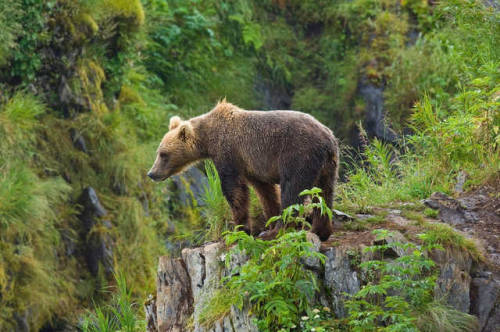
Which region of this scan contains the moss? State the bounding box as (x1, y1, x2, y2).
(104, 0, 145, 28)
(198, 288, 234, 328)
(72, 60, 107, 114)
(76, 13, 99, 37)
(364, 214, 387, 224)
(119, 85, 144, 105)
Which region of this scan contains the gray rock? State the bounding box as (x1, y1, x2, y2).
(14, 310, 29, 332)
(182, 242, 258, 332)
(332, 209, 354, 223)
(431, 248, 473, 312)
(70, 128, 88, 154)
(483, 300, 500, 332)
(79, 187, 107, 232)
(358, 77, 398, 144)
(470, 273, 500, 331)
(145, 295, 158, 332)
(454, 171, 468, 195)
(86, 220, 114, 276)
(378, 230, 411, 257)
(423, 192, 471, 225)
(78, 187, 114, 276)
(324, 246, 361, 318)
(150, 230, 496, 331)
(155, 257, 193, 332)
(171, 166, 209, 208)
(301, 232, 322, 270)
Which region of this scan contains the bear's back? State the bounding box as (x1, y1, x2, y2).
(205, 106, 336, 182)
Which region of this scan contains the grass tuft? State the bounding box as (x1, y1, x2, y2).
(421, 223, 483, 262)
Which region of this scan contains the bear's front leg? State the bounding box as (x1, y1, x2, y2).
(217, 165, 251, 234)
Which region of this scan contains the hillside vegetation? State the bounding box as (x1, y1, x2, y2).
(0, 0, 498, 331)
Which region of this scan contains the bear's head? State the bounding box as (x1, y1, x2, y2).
(147, 116, 199, 181)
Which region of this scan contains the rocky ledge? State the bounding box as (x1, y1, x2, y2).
(145, 225, 499, 332)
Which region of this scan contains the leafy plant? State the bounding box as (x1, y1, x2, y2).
(345, 229, 478, 332)
(200, 188, 331, 331)
(266, 187, 333, 231)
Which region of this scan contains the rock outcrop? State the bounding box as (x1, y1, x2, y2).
(146, 230, 499, 332)
(78, 186, 114, 277)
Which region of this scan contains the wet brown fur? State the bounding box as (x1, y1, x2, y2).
(148, 101, 340, 241)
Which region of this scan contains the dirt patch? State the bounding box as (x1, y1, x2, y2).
(321, 230, 375, 250)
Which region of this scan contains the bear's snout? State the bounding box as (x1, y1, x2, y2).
(147, 171, 161, 181)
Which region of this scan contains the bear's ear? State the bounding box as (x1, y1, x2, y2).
(169, 116, 182, 131)
(178, 122, 194, 141)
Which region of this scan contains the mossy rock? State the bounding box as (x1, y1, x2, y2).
(104, 0, 145, 28)
(70, 60, 108, 114)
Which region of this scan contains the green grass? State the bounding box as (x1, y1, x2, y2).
(420, 223, 483, 262)
(415, 302, 478, 332)
(81, 273, 145, 332)
(201, 160, 231, 241)
(424, 208, 439, 218)
(401, 210, 427, 225)
(198, 288, 234, 329)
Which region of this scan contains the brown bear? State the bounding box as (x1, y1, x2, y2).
(147, 100, 340, 241)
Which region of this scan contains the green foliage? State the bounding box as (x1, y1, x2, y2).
(4, 0, 53, 84)
(200, 160, 231, 241)
(223, 230, 325, 331)
(0, 0, 497, 329)
(266, 187, 333, 231)
(414, 302, 479, 332)
(338, 138, 441, 212)
(103, 0, 145, 27)
(200, 189, 331, 332)
(297, 307, 339, 332)
(0, 0, 21, 66)
(345, 229, 478, 332)
(142, 0, 259, 111)
(81, 273, 145, 332)
(0, 93, 76, 331)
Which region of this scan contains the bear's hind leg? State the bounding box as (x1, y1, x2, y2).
(249, 180, 281, 234)
(249, 180, 281, 220)
(311, 170, 335, 241)
(279, 168, 320, 231)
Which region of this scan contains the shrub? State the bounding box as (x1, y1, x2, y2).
(345, 229, 478, 332)
(200, 188, 330, 331)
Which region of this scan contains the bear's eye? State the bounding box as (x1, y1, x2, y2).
(159, 152, 168, 160)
